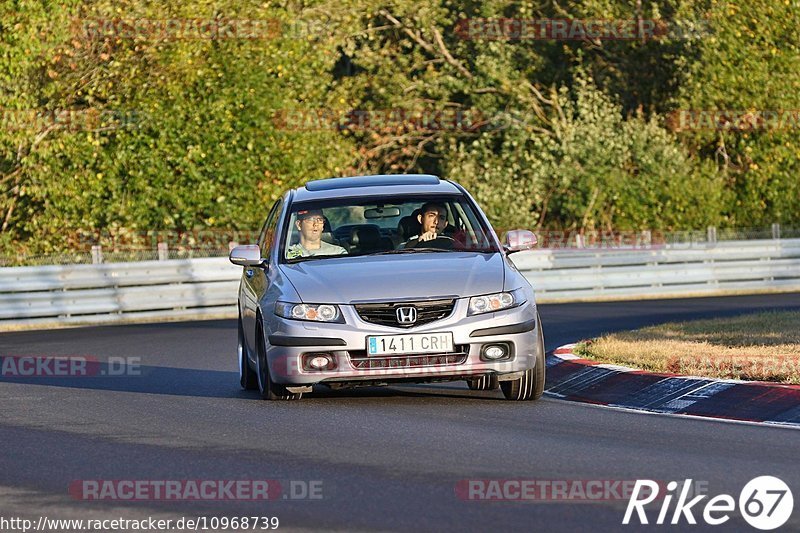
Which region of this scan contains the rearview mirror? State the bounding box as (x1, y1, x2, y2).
(364, 206, 401, 219)
(503, 230, 537, 254)
(229, 244, 265, 267)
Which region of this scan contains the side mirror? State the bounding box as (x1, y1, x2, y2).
(503, 230, 537, 254)
(229, 244, 266, 267)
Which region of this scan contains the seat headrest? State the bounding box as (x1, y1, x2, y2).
(350, 225, 381, 247)
(397, 209, 422, 240)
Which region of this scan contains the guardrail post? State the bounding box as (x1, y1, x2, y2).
(641, 230, 651, 249)
(707, 226, 717, 244)
(575, 234, 585, 249)
(157, 242, 168, 261)
(772, 223, 781, 240)
(91, 245, 103, 264)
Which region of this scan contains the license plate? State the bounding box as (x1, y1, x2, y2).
(367, 332, 454, 356)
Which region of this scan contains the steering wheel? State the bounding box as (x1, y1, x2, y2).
(412, 235, 455, 250)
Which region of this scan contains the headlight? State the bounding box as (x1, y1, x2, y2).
(275, 302, 343, 323)
(468, 290, 524, 316)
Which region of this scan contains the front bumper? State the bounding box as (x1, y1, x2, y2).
(262, 298, 541, 385)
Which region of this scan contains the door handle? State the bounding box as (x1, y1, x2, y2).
(245, 269, 255, 278)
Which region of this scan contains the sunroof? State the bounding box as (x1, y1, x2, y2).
(305, 174, 440, 191)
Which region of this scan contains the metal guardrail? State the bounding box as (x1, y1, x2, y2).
(0, 258, 241, 327)
(0, 239, 798, 327)
(513, 238, 800, 301)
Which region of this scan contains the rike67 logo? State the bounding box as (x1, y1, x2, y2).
(624, 476, 794, 530)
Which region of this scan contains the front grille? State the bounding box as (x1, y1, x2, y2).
(349, 350, 469, 370)
(354, 299, 456, 328)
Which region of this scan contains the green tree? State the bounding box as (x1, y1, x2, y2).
(676, 0, 800, 227)
(0, 0, 354, 254)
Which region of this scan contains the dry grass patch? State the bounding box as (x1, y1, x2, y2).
(574, 311, 800, 384)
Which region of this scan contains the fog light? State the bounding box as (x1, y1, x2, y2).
(483, 344, 507, 360)
(303, 353, 336, 371)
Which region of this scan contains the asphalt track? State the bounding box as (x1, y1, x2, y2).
(1, 293, 799, 532)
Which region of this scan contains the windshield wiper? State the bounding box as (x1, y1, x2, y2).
(364, 247, 453, 256)
(285, 254, 346, 264)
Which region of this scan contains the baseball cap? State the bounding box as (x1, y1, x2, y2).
(296, 209, 324, 220)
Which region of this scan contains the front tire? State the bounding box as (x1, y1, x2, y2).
(239, 315, 258, 390)
(501, 313, 546, 401)
(256, 320, 302, 401)
(466, 375, 499, 390)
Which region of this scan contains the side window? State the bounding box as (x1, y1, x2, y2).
(258, 199, 283, 254)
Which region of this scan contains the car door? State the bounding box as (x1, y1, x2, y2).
(242, 198, 283, 356)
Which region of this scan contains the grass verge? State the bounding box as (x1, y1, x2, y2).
(574, 311, 800, 384)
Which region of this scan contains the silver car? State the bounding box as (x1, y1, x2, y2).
(230, 174, 545, 401)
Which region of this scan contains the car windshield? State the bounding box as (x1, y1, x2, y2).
(282, 194, 500, 262)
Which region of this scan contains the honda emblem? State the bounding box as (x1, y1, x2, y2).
(396, 306, 417, 325)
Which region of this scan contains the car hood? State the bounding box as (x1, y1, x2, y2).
(279, 252, 505, 304)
